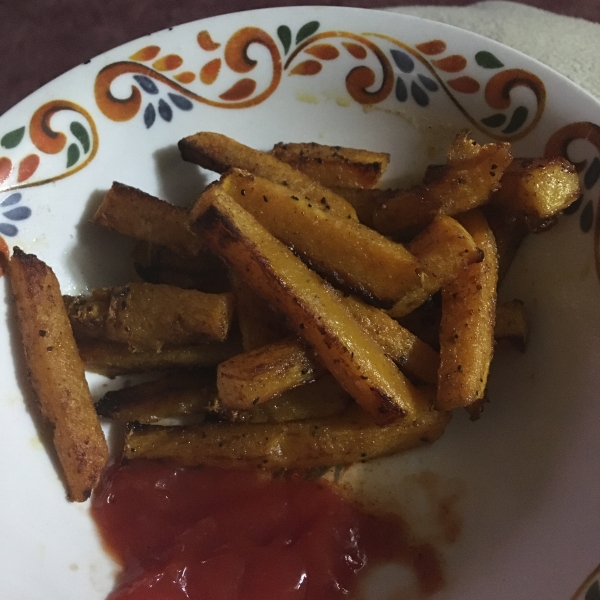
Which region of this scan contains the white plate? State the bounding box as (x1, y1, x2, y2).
(1, 6, 599, 600)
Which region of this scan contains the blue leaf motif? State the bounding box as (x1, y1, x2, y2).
(418, 74, 438, 92)
(144, 103, 156, 128)
(1, 192, 22, 207)
(3, 206, 31, 221)
(0, 223, 17, 236)
(134, 75, 159, 95)
(395, 77, 408, 102)
(411, 81, 429, 107)
(158, 99, 173, 122)
(391, 49, 414, 73)
(168, 93, 193, 111)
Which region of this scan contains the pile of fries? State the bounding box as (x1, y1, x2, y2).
(7, 130, 580, 501)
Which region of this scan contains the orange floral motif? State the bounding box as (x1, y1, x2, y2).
(447, 76, 480, 94)
(200, 59, 221, 84)
(415, 40, 446, 55)
(129, 46, 161, 62)
(219, 78, 257, 101)
(544, 121, 600, 172)
(342, 42, 367, 60)
(153, 54, 184, 71)
(174, 71, 196, 84)
(96, 27, 282, 116)
(197, 30, 220, 51)
(94, 23, 546, 144)
(305, 44, 339, 60)
(290, 60, 322, 76)
(432, 55, 467, 73)
(0, 158, 11, 184)
(0, 99, 98, 193)
(17, 155, 39, 182)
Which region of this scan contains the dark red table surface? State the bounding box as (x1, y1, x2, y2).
(2, 0, 598, 118)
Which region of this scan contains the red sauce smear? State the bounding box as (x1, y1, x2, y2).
(92, 460, 443, 600)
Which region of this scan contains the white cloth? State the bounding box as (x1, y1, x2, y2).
(386, 1, 600, 100)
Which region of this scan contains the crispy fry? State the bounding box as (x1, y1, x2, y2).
(339, 294, 439, 385)
(437, 209, 498, 410)
(217, 338, 324, 410)
(77, 337, 242, 377)
(271, 141, 389, 189)
(494, 299, 528, 351)
(65, 283, 234, 350)
(123, 402, 450, 470)
(9, 248, 108, 501)
(329, 187, 395, 228)
(230, 274, 288, 351)
(490, 157, 581, 232)
(388, 216, 483, 318)
(96, 371, 217, 423)
(206, 169, 423, 306)
(372, 132, 512, 235)
(178, 131, 358, 220)
(132, 242, 230, 293)
(192, 186, 428, 424)
(481, 203, 528, 283)
(93, 182, 204, 256)
(97, 371, 349, 425)
(225, 375, 351, 423)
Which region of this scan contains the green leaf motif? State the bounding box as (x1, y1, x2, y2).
(475, 51, 504, 69)
(1, 126, 26, 149)
(481, 113, 507, 128)
(277, 25, 292, 55)
(295, 21, 319, 45)
(502, 106, 528, 134)
(66, 143, 80, 168)
(70, 121, 90, 153)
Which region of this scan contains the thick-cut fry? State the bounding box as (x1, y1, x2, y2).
(437, 209, 498, 410)
(96, 372, 217, 423)
(132, 242, 230, 293)
(217, 338, 324, 409)
(77, 337, 242, 377)
(329, 187, 394, 228)
(481, 203, 528, 283)
(372, 132, 512, 235)
(494, 299, 528, 351)
(490, 157, 581, 231)
(192, 186, 428, 424)
(226, 375, 351, 423)
(221, 293, 439, 408)
(271, 141, 389, 189)
(203, 169, 423, 306)
(230, 274, 288, 351)
(123, 402, 450, 470)
(178, 131, 358, 220)
(9, 248, 108, 502)
(339, 294, 439, 385)
(97, 371, 349, 425)
(92, 182, 205, 256)
(65, 283, 234, 350)
(388, 216, 483, 318)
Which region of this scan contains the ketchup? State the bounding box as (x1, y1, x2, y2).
(92, 460, 443, 600)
